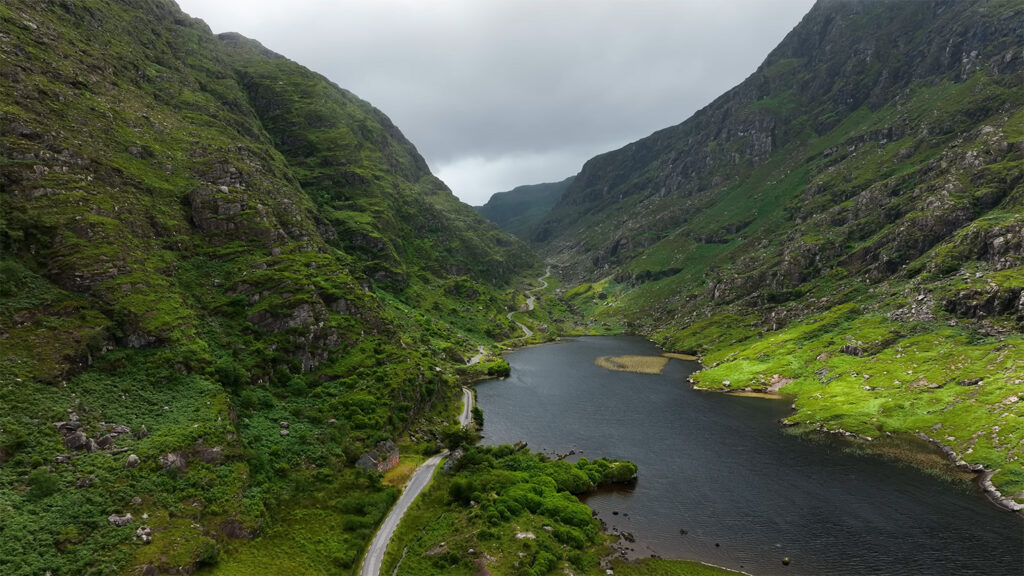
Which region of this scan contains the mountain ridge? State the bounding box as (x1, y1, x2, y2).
(474, 176, 574, 240)
(0, 1, 533, 573)
(521, 0, 1024, 508)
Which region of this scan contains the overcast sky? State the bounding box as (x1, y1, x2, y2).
(176, 0, 815, 205)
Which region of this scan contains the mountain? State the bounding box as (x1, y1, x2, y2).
(0, 1, 533, 573)
(475, 176, 574, 240)
(533, 0, 1024, 506)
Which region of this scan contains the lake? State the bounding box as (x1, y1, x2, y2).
(476, 336, 1023, 575)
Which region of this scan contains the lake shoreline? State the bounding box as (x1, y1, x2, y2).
(686, 364, 1024, 517)
(506, 333, 1023, 516)
(480, 335, 1023, 574)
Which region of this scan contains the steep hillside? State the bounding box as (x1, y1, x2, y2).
(475, 176, 574, 240)
(0, 1, 533, 574)
(534, 0, 1024, 505)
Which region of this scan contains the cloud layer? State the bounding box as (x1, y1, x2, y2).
(177, 0, 815, 204)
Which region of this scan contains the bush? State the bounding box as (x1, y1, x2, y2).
(448, 477, 477, 505)
(600, 461, 638, 484)
(27, 467, 60, 500)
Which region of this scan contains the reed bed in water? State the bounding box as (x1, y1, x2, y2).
(662, 352, 698, 361)
(595, 355, 670, 374)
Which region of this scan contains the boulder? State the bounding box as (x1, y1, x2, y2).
(108, 513, 134, 527)
(196, 446, 224, 464)
(159, 451, 187, 470)
(220, 518, 254, 539)
(126, 454, 141, 469)
(64, 430, 90, 451)
(839, 344, 863, 357)
(54, 421, 82, 434)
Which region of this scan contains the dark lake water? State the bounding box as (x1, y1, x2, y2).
(476, 336, 1024, 576)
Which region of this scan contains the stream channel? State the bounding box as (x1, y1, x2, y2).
(476, 335, 1023, 575)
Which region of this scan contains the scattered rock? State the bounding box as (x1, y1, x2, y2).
(159, 451, 187, 470)
(515, 531, 536, 539)
(220, 518, 254, 540)
(64, 430, 90, 451)
(196, 446, 224, 463)
(839, 344, 863, 357)
(126, 454, 140, 469)
(136, 425, 149, 439)
(279, 421, 290, 429)
(54, 421, 82, 434)
(55, 454, 72, 464)
(77, 476, 95, 488)
(131, 496, 143, 506)
(443, 447, 464, 473)
(108, 513, 134, 527)
(135, 525, 152, 544)
(782, 557, 791, 566)
(959, 378, 983, 386)
(280, 429, 289, 437)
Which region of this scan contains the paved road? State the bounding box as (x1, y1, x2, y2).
(466, 345, 486, 365)
(507, 267, 551, 339)
(359, 387, 474, 576)
(506, 310, 533, 338)
(459, 386, 474, 426)
(359, 451, 447, 576)
(526, 267, 551, 312)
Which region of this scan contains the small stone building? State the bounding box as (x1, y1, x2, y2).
(356, 439, 399, 473)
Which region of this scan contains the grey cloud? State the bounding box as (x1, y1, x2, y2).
(177, 0, 815, 204)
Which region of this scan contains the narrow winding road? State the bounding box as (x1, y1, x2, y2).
(506, 267, 551, 339)
(360, 269, 550, 575)
(359, 387, 474, 576)
(466, 345, 486, 366)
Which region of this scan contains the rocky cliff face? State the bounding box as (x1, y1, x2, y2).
(0, 1, 532, 573)
(538, 0, 1022, 280)
(532, 0, 1024, 506)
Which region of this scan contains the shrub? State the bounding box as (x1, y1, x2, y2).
(27, 467, 60, 500)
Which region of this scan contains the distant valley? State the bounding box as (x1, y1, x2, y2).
(2, 0, 1022, 575)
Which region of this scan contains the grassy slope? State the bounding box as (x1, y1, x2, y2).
(377, 446, 732, 576)
(0, 1, 535, 574)
(563, 76, 1024, 503)
(537, 0, 1024, 503)
(476, 177, 574, 241)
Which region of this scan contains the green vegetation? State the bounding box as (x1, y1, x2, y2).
(475, 177, 574, 240)
(0, 1, 533, 574)
(381, 446, 640, 576)
(524, 0, 1024, 505)
(3, 0, 1022, 574)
